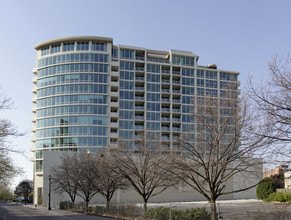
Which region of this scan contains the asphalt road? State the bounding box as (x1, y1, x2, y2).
(0, 203, 120, 220)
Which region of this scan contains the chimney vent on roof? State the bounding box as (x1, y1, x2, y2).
(207, 64, 217, 69)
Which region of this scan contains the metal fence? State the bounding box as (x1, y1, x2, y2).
(62, 201, 291, 220)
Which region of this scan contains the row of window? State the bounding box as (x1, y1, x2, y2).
(36, 137, 107, 148)
(172, 56, 195, 67)
(38, 63, 108, 78)
(38, 53, 108, 68)
(38, 73, 108, 88)
(37, 84, 108, 98)
(36, 105, 107, 118)
(37, 95, 107, 108)
(36, 126, 107, 138)
(36, 116, 108, 128)
(41, 42, 107, 56)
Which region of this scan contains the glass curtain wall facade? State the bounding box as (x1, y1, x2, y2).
(32, 36, 239, 204)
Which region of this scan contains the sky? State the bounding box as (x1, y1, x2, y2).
(0, 0, 290, 188)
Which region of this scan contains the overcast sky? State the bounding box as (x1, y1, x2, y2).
(0, 0, 290, 187)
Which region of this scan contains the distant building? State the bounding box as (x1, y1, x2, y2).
(284, 172, 291, 189)
(263, 165, 290, 178)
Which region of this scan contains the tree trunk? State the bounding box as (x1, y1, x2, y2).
(85, 200, 89, 209)
(210, 201, 218, 220)
(106, 201, 110, 212)
(143, 197, 148, 212)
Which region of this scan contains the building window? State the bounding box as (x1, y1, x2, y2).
(92, 42, 107, 51)
(120, 49, 134, 60)
(41, 47, 50, 56)
(77, 42, 89, 51)
(63, 42, 75, 52)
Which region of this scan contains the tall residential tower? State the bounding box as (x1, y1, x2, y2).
(32, 36, 239, 204)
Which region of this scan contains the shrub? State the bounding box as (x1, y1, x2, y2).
(256, 177, 276, 200)
(264, 192, 291, 202)
(143, 206, 211, 220)
(59, 201, 73, 210)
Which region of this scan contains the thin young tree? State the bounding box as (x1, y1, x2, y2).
(111, 133, 178, 212)
(50, 155, 78, 209)
(94, 151, 128, 212)
(67, 152, 99, 208)
(170, 91, 264, 220)
(248, 55, 291, 164)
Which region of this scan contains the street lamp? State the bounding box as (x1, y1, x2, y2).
(48, 174, 52, 210)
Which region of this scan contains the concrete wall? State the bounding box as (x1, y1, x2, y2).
(42, 151, 262, 208)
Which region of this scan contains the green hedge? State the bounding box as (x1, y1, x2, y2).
(143, 206, 211, 220)
(256, 178, 276, 200)
(264, 192, 291, 202)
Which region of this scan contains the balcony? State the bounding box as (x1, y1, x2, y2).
(111, 81, 119, 87)
(162, 98, 170, 103)
(30, 146, 35, 152)
(162, 136, 170, 140)
(135, 116, 144, 121)
(161, 126, 170, 131)
(172, 80, 180, 85)
(31, 136, 36, 142)
(111, 92, 119, 97)
(162, 70, 170, 74)
(162, 117, 170, 122)
(111, 71, 119, 77)
(135, 125, 144, 130)
(32, 77, 37, 84)
(172, 71, 180, 75)
(136, 67, 145, 72)
(172, 118, 181, 122)
(172, 127, 180, 132)
(111, 60, 119, 67)
(162, 89, 170, 93)
(135, 87, 144, 91)
(31, 116, 36, 122)
(162, 80, 170, 84)
(136, 57, 145, 61)
(32, 97, 37, 103)
(110, 112, 118, 118)
(31, 125, 36, 132)
(32, 87, 37, 94)
(33, 67, 37, 75)
(135, 77, 144, 82)
(110, 132, 118, 138)
(172, 109, 181, 113)
(162, 108, 170, 112)
(135, 106, 144, 111)
(172, 90, 181, 94)
(110, 102, 118, 107)
(31, 106, 36, 113)
(135, 96, 144, 101)
(172, 99, 181, 103)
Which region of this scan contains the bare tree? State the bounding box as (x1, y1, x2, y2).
(170, 93, 264, 220)
(14, 179, 33, 205)
(64, 152, 99, 208)
(248, 55, 291, 165)
(111, 134, 178, 211)
(94, 151, 128, 211)
(50, 155, 78, 208)
(0, 90, 23, 184)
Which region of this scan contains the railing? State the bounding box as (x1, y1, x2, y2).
(162, 99, 170, 102)
(172, 80, 180, 84)
(162, 127, 170, 131)
(162, 70, 170, 74)
(135, 87, 144, 91)
(162, 108, 170, 112)
(135, 57, 145, 61)
(172, 118, 181, 122)
(172, 90, 181, 94)
(162, 80, 170, 83)
(135, 106, 144, 110)
(172, 71, 180, 75)
(135, 126, 144, 130)
(135, 77, 144, 81)
(162, 89, 170, 93)
(161, 117, 170, 121)
(172, 99, 181, 103)
(172, 127, 180, 131)
(136, 67, 145, 71)
(147, 58, 169, 64)
(135, 116, 144, 120)
(172, 109, 180, 113)
(135, 97, 144, 101)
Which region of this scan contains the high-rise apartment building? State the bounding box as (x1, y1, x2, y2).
(32, 36, 239, 204)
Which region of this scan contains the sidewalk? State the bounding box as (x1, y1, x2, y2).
(23, 204, 121, 220)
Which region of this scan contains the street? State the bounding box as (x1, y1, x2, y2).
(0, 203, 120, 220)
